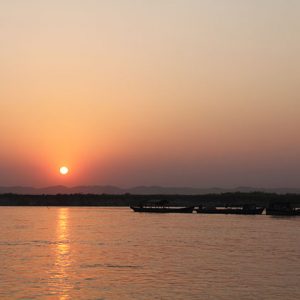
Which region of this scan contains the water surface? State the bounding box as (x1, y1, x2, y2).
(0, 207, 299, 299)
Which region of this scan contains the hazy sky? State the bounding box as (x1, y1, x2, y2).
(0, 0, 299, 187)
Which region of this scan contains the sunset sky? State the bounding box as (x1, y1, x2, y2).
(0, 0, 299, 187)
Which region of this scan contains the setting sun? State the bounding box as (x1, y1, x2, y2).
(59, 166, 69, 175)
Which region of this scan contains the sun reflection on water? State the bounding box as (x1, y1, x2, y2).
(51, 208, 72, 299)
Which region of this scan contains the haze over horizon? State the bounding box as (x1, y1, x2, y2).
(2, 184, 300, 196)
(1, 0, 299, 188)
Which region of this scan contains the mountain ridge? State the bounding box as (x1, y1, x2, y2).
(0, 185, 300, 195)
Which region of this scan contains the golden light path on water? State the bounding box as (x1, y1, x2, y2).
(51, 208, 72, 299)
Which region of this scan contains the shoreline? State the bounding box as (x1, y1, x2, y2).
(0, 192, 300, 207)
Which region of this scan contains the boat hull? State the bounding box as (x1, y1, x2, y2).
(196, 208, 264, 215)
(130, 206, 194, 213)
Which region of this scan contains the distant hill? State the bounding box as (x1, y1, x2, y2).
(0, 185, 300, 195)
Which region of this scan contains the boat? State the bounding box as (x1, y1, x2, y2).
(130, 206, 195, 213)
(130, 199, 194, 213)
(196, 205, 264, 215)
(266, 203, 300, 216)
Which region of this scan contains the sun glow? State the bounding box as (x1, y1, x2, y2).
(60, 166, 69, 175)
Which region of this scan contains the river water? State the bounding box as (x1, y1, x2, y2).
(0, 207, 299, 299)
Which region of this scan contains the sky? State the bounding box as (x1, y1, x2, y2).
(0, 0, 299, 188)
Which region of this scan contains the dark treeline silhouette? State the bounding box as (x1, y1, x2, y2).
(0, 192, 300, 207)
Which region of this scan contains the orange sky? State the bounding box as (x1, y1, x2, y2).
(0, 1, 299, 187)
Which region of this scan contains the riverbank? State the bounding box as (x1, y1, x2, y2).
(0, 192, 300, 207)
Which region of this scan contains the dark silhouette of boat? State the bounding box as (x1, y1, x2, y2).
(266, 203, 300, 216)
(196, 204, 264, 215)
(130, 206, 195, 213)
(130, 200, 194, 213)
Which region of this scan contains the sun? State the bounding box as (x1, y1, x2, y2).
(60, 166, 69, 175)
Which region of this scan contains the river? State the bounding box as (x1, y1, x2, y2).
(0, 207, 299, 299)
